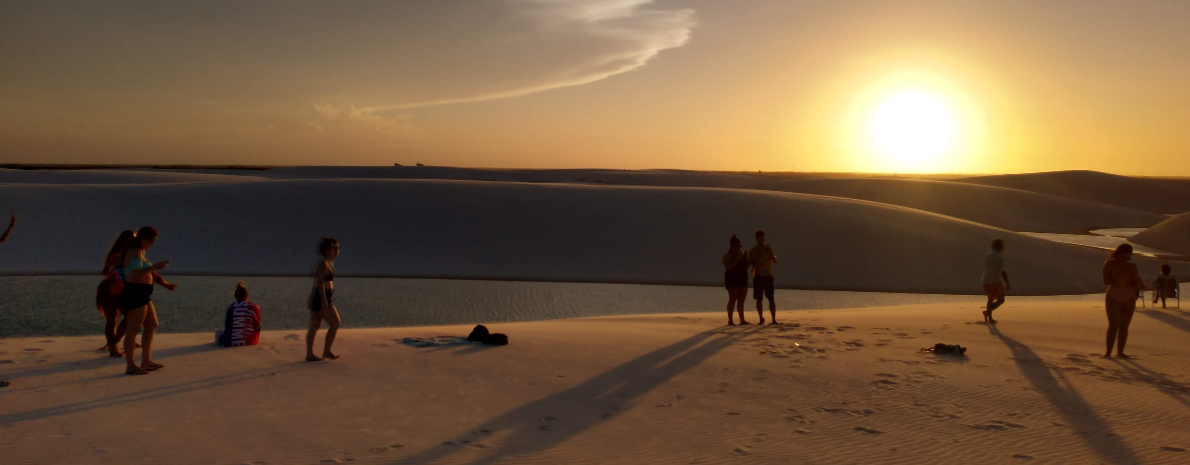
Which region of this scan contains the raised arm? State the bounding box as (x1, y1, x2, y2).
(0, 214, 14, 243)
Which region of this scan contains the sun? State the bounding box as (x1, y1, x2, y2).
(871, 91, 955, 164)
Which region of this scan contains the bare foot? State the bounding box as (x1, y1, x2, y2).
(108, 351, 123, 358)
(1102, 353, 1113, 358)
(125, 366, 149, 375)
(769, 320, 778, 325)
(759, 316, 766, 325)
(739, 320, 751, 325)
(727, 321, 736, 326)
(306, 355, 323, 362)
(1116, 353, 1129, 359)
(142, 362, 164, 371)
(322, 352, 340, 360)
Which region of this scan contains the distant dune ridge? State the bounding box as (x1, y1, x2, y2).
(1130, 212, 1190, 257)
(958, 170, 1190, 214)
(2, 170, 1186, 294)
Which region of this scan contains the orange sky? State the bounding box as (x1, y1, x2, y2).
(1, 1, 1187, 175)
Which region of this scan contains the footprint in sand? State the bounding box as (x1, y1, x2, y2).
(22, 348, 42, 352)
(1011, 454, 1034, 460)
(1160, 446, 1185, 452)
(853, 427, 883, 434)
(0, 360, 13, 364)
(38, 340, 54, 343)
(795, 428, 811, 434)
(283, 334, 300, 341)
(875, 373, 899, 378)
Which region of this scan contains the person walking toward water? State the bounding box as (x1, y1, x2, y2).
(120, 227, 171, 375)
(97, 230, 177, 357)
(1151, 264, 1178, 309)
(0, 213, 15, 244)
(306, 238, 342, 361)
(1103, 244, 1144, 358)
(722, 235, 751, 325)
(981, 239, 1011, 324)
(749, 230, 778, 325)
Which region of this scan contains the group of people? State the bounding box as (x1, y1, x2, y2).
(94, 228, 345, 375)
(721, 234, 1180, 360)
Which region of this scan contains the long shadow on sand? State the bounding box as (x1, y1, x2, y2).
(1109, 359, 1190, 411)
(0, 361, 314, 424)
(394, 326, 758, 465)
(989, 326, 1140, 465)
(0, 342, 221, 382)
(1138, 309, 1190, 335)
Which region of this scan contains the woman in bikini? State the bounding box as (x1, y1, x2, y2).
(306, 238, 342, 361)
(120, 227, 171, 375)
(1103, 244, 1144, 358)
(98, 230, 177, 357)
(722, 235, 750, 325)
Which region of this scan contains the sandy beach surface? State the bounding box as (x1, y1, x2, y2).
(3, 300, 1189, 465)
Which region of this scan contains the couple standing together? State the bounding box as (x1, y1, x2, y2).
(722, 230, 778, 326)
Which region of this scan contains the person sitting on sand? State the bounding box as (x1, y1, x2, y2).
(0, 213, 14, 244)
(749, 230, 778, 325)
(1151, 264, 1178, 309)
(1103, 244, 1144, 358)
(97, 230, 177, 357)
(722, 235, 751, 325)
(306, 238, 342, 361)
(981, 239, 1011, 324)
(217, 281, 262, 347)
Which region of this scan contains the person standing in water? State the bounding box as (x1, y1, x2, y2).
(120, 227, 170, 375)
(306, 238, 342, 361)
(722, 235, 751, 325)
(0, 213, 15, 244)
(1103, 244, 1144, 358)
(981, 239, 1011, 324)
(749, 230, 778, 325)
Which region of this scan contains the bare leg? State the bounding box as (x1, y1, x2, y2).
(322, 307, 341, 359)
(122, 307, 147, 373)
(756, 298, 765, 324)
(768, 299, 777, 324)
(735, 289, 747, 324)
(103, 314, 122, 356)
(140, 303, 162, 369)
(1104, 301, 1118, 357)
(306, 311, 323, 361)
(726, 292, 736, 325)
(1116, 307, 1135, 357)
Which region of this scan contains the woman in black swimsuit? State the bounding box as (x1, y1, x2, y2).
(722, 235, 751, 325)
(121, 227, 170, 375)
(306, 237, 342, 361)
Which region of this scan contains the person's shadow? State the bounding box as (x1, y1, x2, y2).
(988, 325, 1140, 465)
(394, 326, 758, 465)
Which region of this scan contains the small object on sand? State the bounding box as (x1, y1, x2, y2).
(466, 325, 510, 346)
(923, 343, 967, 355)
(0, 379, 9, 388)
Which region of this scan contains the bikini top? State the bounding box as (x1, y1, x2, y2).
(127, 257, 154, 272)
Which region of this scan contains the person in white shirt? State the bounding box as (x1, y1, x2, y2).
(981, 239, 1011, 324)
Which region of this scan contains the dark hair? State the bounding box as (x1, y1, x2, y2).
(105, 230, 136, 262)
(1110, 243, 1133, 259)
(319, 237, 339, 256)
(755, 230, 765, 238)
(991, 239, 1004, 251)
(135, 226, 159, 247)
(234, 280, 248, 301)
(1161, 264, 1172, 275)
(729, 235, 741, 246)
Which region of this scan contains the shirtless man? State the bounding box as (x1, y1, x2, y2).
(982, 239, 1011, 324)
(749, 230, 778, 325)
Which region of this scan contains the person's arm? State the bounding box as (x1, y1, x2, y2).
(0, 213, 14, 243)
(1102, 262, 1113, 286)
(722, 253, 733, 269)
(318, 262, 331, 309)
(152, 272, 178, 291)
(769, 246, 777, 264)
(1001, 271, 1010, 290)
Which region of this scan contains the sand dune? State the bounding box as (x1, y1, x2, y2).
(739, 178, 1165, 233)
(1, 179, 1185, 294)
(0, 168, 268, 185)
(958, 170, 1190, 214)
(1131, 212, 1190, 257)
(4, 303, 1190, 464)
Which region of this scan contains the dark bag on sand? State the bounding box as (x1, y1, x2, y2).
(466, 325, 509, 346)
(932, 343, 967, 355)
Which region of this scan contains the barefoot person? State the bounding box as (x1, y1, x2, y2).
(217, 281, 262, 347)
(749, 230, 778, 325)
(0, 213, 15, 244)
(981, 239, 1011, 324)
(722, 235, 751, 325)
(306, 238, 342, 361)
(120, 227, 171, 375)
(1151, 264, 1179, 309)
(97, 230, 177, 357)
(1103, 244, 1144, 358)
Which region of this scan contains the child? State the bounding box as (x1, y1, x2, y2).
(216, 281, 262, 347)
(1152, 264, 1179, 309)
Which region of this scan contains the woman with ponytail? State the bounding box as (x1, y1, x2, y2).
(217, 281, 262, 347)
(722, 235, 751, 325)
(1103, 244, 1144, 358)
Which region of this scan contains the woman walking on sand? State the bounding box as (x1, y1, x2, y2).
(306, 238, 342, 361)
(120, 227, 171, 374)
(1103, 244, 1144, 358)
(722, 235, 751, 325)
(97, 230, 177, 357)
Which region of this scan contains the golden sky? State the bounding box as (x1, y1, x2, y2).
(1, 0, 1187, 175)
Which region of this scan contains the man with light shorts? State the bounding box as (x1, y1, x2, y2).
(749, 230, 778, 325)
(982, 239, 1011, 324)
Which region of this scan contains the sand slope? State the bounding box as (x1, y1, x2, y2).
(1, 179, 1185, 294)
(3, 303, 1189, 464)
(1131, 212, 1190, 257)
(0, 169, 269, 184)
(741, 178, 1165, 233)
(958, 170, 1190, 215)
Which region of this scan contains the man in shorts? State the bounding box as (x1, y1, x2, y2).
(982, 239, 1011, 324)
(749, 230, 778, 325)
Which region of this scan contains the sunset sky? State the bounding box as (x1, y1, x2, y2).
(2, 0, 1187, 175)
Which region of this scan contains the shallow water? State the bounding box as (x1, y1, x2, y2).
(0, 276, 1102, 338)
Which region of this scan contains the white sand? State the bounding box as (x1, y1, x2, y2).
(3, 178, 1186, 294)
(3, 301, 1189, 464)
(1131, 213, 1190, 258)
(959, 170, 1190, 215)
